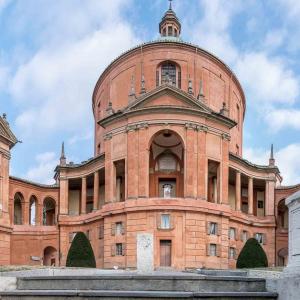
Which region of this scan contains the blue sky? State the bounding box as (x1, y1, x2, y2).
(0, 0, 300, 185)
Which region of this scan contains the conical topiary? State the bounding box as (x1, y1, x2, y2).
(236, 238, 268, 268)
(66, 232, 96, 268)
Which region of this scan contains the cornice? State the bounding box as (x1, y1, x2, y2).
(229, 152, 279, 173)
(99, 86, 236, 129)
(9, 176, 59, 189)
(102, 119, 231, 142)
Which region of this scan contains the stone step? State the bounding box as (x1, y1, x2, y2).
(196, 269, 248, 277)
(16, 275, 267, 293)
(0, 290, 278, 300)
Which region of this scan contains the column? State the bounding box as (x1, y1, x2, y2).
(221, 135, 229, 205)
(93, 171, 99, 211)
(248, 177, 253, 215)
(59, 177, 69, 215)
(186, 127, 197, 198)
(265, 180, 275, 216)
(235, 171, 241, 211)
(81, 177, 87, 214)
(197, 129, 207, 199)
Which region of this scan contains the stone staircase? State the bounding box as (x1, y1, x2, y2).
(0, 273, 278, 299)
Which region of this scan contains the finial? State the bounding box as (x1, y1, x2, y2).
(2, 113, 6, 119)
(220, 102, 229, 117)
(129, 75, 135, 96)
(269, 144, 275, 166)
(106, 101, 114, 115)
(169, 0, 173, 10)
(188, 76, 193, 95)
(60, 142, 66, 166)
(197, 80, 205, 100)
(140, 74, 146, 94)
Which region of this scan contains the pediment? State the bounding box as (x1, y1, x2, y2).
(0, 116, 18, 148)
(126, 85, 211, 114)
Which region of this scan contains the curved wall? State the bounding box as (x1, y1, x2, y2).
(93, 42, 245, 156)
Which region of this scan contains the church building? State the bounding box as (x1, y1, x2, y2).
(0, 3, 298, 269)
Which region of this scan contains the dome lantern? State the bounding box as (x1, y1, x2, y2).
(159, 0, 181, 39)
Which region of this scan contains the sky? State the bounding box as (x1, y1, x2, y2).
(0, 0, 300, 186)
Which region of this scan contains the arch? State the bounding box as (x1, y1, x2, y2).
(156, 60, 181, 88)
(43, 246, 57, 266)
(43, 197, 56, 226)
(13, 192, 24, 225)
(278, 198, 288, 229)
(29, 195, 37, 225)
(149, 129, 184, 198)
(148, 128, 185, 151)
(278, 247, 288, 267)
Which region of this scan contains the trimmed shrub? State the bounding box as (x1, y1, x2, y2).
(66, 232, 96, 268)
(236, 238, 268, 268)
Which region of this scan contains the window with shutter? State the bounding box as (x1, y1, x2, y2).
(255, 233, 263, 244)
(209, 244, 217, 256)
(116, 222, 123, 235)
(116, 243, 123, 256)
(229, 228, 236, 240)
(209, 222, 217, 235)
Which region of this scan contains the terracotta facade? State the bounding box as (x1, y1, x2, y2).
(0, 5, 299, 269)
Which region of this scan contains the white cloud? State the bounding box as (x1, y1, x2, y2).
(25, 152, 58, 185)
(235, 52, 299, 105)
(8, 1, 138, 138)
(244, 144, 300, 185)
(265, 109, 300, 131)
(0, 0, 10, 12)
(68, 132, 93, 146)
(188, 0, 241, 64)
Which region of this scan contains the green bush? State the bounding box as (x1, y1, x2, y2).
(236, 238, 268, 268)
(66, 232, 96, 268)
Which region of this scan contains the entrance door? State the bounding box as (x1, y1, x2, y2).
(160, 240, 172, 267)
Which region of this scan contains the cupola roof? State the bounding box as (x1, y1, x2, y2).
(159, 0, 181, 40)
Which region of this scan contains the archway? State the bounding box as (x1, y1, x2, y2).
(278, 247, 288, 267)
(278, 199, 288, 229)
(149, 130, 184, 198)
(43, 197, 56, 225)
(29, 196, 37, 225)
(43, 246, 57, 266)
(14, 192, 23, 225)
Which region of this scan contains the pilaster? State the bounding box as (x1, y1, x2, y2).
(248, 177, 253, 215)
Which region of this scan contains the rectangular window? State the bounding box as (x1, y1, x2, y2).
(229, 228, 236, 240)
(258, 200, 264, 209)
(255, 233, 263, 244)
(161, 214, 171, 229)
(229, 247, 236, 259)
(241, 230, 248, 242)
(116, 222, 124, 235)
(209, 222, 217, 235)
(210, 244, 217, 256)
(116, 243, 123, 256)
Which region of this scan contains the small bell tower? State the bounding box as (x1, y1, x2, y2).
(159, 0, 181, 39)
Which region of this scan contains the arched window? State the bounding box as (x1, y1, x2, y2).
(14, 192, 23, 225)
(278, 199, 288, 229)
(43, 246, 57, 266)
(161, 62, 176, 85)
(156, 61, 181, 88)
(43, 198, 56, 226)
(29, 196, 37, 225)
